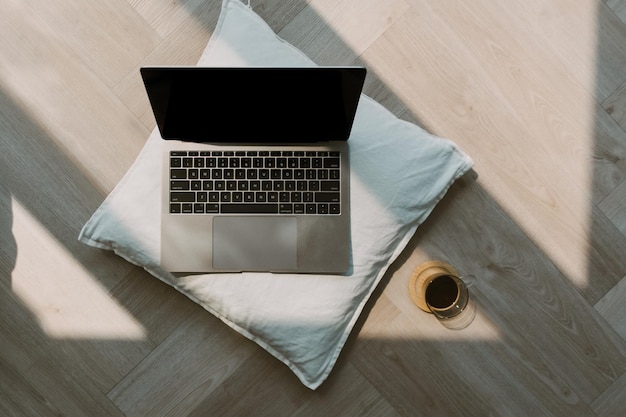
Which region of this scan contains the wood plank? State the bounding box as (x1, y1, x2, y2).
(129, 0, 211, 38)
(591, 370, 626, 417)
(110, 267, 200, 345)
(185, 348, 308, 417)
(606, 0, 626, 26)
(185, 302, 404, 417)
(7, 196, 154, 389)
(603, 81, 626, 132)
(1, 271, 129, 417)
(599, 179, 626, 235)
(0, 90, 135, 290)
(595, 275, 626, 341)
(0, 0, 149, 193)
(0, 355, 65, 417)
(107, 309, 259, 417)
(278, 0, 409, 65)
(25, 0, 161, 87)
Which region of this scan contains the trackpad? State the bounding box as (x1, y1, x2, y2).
(213, 217, 297, 271)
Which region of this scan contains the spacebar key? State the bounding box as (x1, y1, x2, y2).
(220, 204, 279, 214)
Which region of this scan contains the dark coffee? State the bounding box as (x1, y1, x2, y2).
(425, 275, 459, 309)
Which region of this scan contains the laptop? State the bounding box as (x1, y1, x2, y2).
(140, 66, 366, 274)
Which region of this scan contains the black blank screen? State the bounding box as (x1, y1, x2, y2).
(141, 67, 366, 143)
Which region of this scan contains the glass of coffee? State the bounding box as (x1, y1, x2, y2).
(424, 274, 476, 330)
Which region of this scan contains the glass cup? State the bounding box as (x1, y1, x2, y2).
(424, 274, 476, 330)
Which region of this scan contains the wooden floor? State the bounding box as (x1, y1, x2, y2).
(2, 0, 626, 415)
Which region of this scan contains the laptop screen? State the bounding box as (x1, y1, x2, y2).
(140, 67, 366, 143)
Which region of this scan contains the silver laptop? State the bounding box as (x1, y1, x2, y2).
(140, 66, 366, 274)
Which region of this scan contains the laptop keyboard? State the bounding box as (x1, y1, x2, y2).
(169, 150, 342, 215)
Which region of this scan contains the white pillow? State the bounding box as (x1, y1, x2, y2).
(79, 0, 473, 389)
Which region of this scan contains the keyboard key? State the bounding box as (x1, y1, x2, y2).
(205, 203, 219, 213)
(221, 204, 279, 214)
(321, 181, 340, 191)
(279, 204, 293, 214)
(170, 192, 195, 202)
(170, 169, 187, 179)
(170, 181, 190, 190)
(315, 192, 340, 202)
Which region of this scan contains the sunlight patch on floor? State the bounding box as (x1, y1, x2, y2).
(306, 0, 409, 55)
(356, 0, 601, 291)
(10, 196, 147, 340)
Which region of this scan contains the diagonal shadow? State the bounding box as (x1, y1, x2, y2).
(1, 0, 626, 416)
